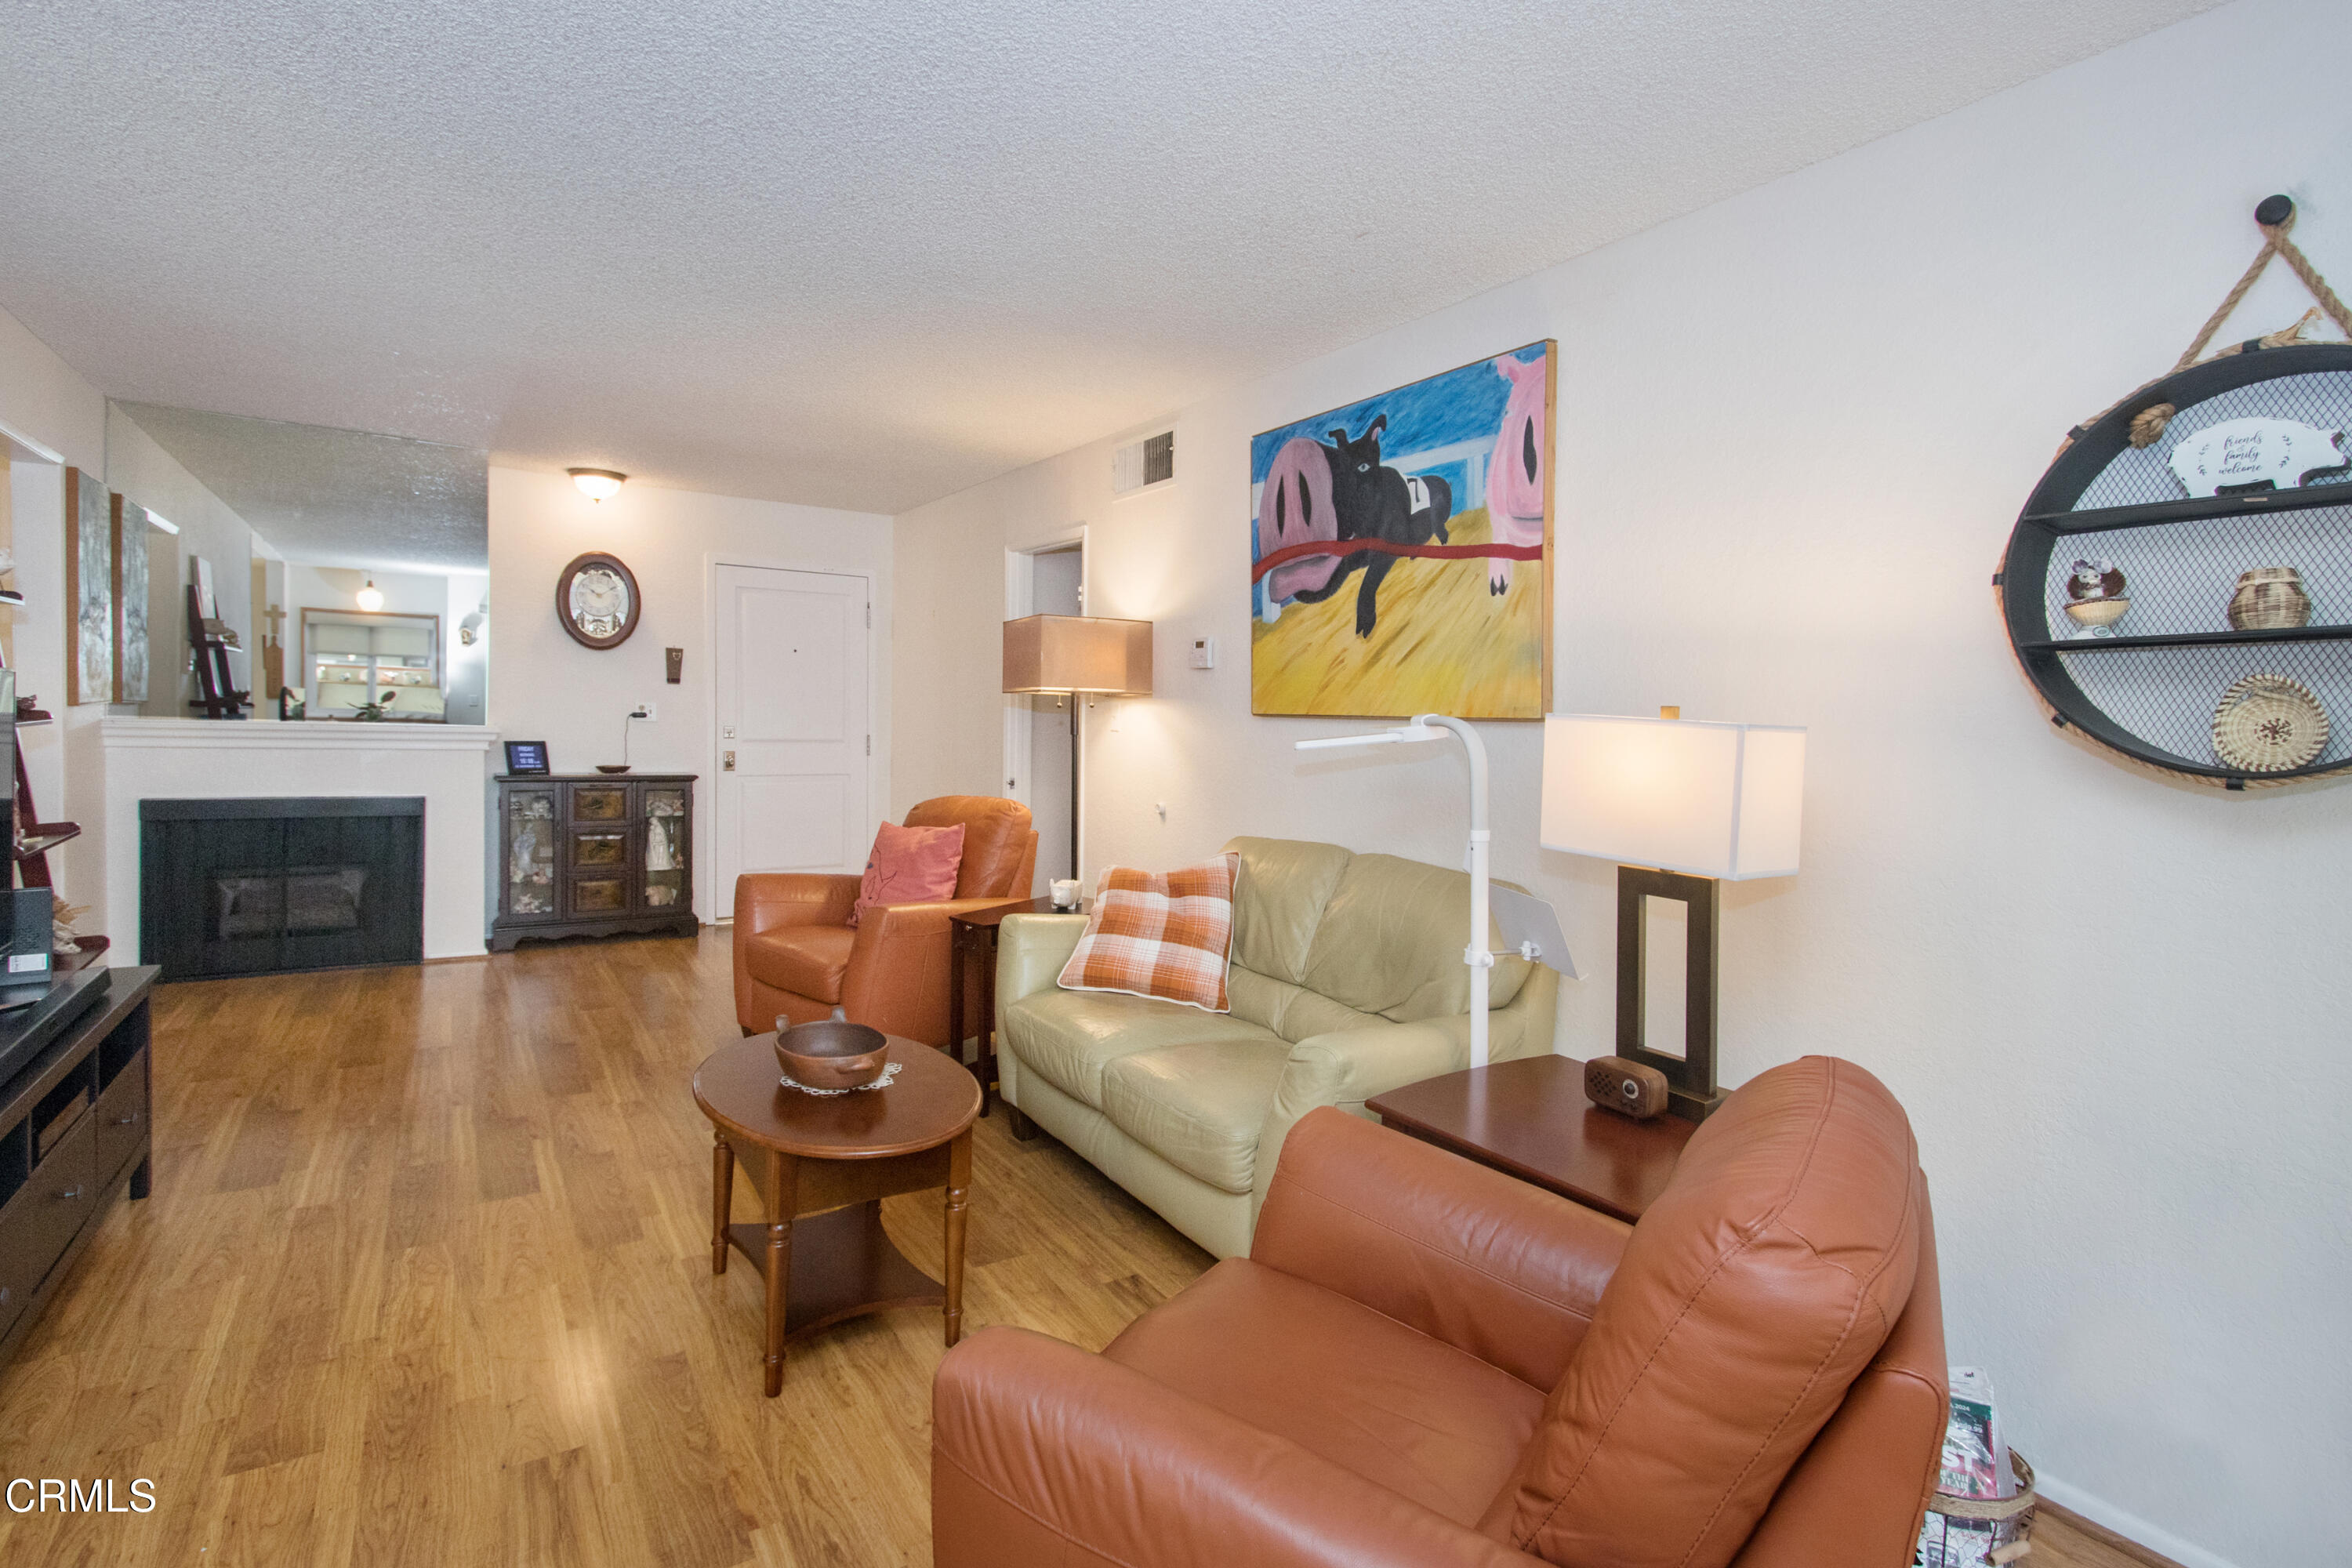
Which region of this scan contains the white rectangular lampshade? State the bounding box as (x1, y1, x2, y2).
(1541, 714, 1805, 880)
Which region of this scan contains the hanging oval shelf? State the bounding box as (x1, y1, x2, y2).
(1999, 339, 2352, 786)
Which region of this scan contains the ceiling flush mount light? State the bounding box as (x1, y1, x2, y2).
(356, 578, 384, 612)
(568, 468, 626, 503)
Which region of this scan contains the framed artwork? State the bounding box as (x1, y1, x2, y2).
(112, 495, 151, 703)
(1250, 341, 1555, 718)
(63, 467, 114, 706)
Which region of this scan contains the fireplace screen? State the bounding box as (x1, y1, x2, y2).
(144, 796, 424, 981)
(215, 866, 368, 939)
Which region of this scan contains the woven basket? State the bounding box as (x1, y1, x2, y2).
(1929, 1450, 2036, 1526)
(2226, 568, 2311, 632)
(1923, 1450, 2036, 1565)
(2211, 674, 2328, 772)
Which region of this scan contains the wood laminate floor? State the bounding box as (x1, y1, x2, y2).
(0, 932, 2160, 1568)
(0, 931, 1207, 1566)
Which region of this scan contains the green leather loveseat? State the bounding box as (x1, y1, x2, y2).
(995, 837, 1560, 1258)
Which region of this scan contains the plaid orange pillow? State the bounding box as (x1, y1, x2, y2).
(1055, 853, 1241, 1014)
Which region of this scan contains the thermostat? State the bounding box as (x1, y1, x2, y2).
(1189, 637, 1216, 670)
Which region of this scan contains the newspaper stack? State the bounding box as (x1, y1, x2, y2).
(1915, 1367, 2024, 1568)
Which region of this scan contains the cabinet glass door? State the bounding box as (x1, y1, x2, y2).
(506, 791, 559, 916)
(644, 788, 687, 909)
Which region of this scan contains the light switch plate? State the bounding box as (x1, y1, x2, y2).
(1189, 637, 1216, 670)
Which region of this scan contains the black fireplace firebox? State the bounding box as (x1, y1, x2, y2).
(140, 797, 425, 980)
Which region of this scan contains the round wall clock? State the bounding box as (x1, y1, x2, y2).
(556, 552, 641, 650)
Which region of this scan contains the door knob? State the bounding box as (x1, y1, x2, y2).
(724, 751, 736, 771)
(116, 1114, 140, 1126)
(57, 1187, 84, 1201)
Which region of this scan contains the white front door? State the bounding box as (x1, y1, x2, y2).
(713, 564, 871, 909)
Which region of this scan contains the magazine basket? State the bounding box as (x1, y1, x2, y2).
(1926, 1449, 2037, 1535)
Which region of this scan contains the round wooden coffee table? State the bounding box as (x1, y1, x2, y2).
(693, 1033, 981, 1396)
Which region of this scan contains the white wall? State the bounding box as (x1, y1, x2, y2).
(488, 467, 892, 924)
(890, 2, 2346, 1563)
(2, 304, 107, 913)
(0, 305, 105, 471)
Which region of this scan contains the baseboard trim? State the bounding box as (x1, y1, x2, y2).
(2033, 1477, 2236, 1568)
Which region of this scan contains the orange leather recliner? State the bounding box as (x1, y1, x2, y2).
(731, 796, 1036, 1044)
(932, 1055, 1947, 1568)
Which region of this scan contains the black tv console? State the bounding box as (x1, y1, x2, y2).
(0, 965, 158, 1367)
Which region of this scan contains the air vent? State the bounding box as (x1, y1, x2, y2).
(1112, 430, 1175, 497)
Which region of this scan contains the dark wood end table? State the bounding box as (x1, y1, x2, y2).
(1367, 1054, 1696, 1225)
(947, 896, 1081, 1117)
(693, 1034, 982, 1396)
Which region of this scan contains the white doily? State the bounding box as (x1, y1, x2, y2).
(778, 1061, 903, 1096)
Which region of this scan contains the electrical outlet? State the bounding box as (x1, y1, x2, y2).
(633, 702, 656, 721)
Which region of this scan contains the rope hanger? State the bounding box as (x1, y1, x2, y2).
(2128, 193, 2352, 448)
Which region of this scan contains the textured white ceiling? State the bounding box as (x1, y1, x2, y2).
(2, 0, 2217, 515)
(118, 403, 486, 572)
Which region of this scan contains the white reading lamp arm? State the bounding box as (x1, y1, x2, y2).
(1296, 714, 1494, 1069)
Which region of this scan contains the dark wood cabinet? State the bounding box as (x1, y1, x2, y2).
(0, 966, 157, 1369)
(491, 774, 697, 951)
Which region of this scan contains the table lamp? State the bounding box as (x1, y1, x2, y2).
(1540, 710, 1805, 1120)
(1002, 615, 1152, 883)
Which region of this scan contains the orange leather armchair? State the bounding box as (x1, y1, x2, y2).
(933, 1056, 1946, 1568)
(731, 796, 1037, 1044)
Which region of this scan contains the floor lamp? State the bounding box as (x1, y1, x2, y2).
(1002, 615, 1153, 884)
(1298, 714, 1574, 1069)
(1540, 711, 1805, 1120)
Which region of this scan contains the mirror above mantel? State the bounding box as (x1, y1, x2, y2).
(104, 402, 488, 724)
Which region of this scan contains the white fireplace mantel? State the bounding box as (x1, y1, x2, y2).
(96, 718, 501, 962)
(99, 717, 500, 752)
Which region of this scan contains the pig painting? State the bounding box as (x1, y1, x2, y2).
(2168, 417, 2349, 497)
(1484, 351, 1548, 593)
(1255, 437, 1341, 601)
(1288, 416, 1454, 637)
(1249, 339, 1555, 719)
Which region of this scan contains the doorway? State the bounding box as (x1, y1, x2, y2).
(1004, 536, 1085, 894)
(712, 564, 873, 904)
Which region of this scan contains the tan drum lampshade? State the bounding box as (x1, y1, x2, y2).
(1002, 615, 1153, 696)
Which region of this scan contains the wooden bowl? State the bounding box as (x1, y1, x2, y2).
(775, 1020, 889, 1090)
(594, 763, 631, 774)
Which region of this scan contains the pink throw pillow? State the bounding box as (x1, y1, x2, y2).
(850, 821, 965, 927)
